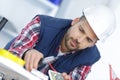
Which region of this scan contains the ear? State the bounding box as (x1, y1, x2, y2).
(71, 17, 80, 26)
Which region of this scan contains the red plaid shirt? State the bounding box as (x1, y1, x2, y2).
(9, 16, 91, 80)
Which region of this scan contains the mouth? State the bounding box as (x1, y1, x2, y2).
(70, 40, 77, 48)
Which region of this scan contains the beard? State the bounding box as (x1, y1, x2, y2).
(64, 34, 80, 52)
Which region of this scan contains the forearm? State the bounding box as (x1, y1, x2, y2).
(8, 16, 41, 57)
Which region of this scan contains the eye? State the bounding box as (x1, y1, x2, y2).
(79, 26, 85, 33)
(86, 37, 93, 43)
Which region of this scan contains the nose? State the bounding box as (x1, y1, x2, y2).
(77, 35, 86, 43)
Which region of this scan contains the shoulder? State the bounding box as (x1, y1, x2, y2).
(82, 45, 101, 65)
(74, 45, 101, 65)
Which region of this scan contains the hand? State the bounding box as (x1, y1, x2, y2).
(24, 49, 43, 71)
(62, 72, 71, 80)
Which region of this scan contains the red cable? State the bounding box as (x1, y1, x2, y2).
(48, 62, 57, 72)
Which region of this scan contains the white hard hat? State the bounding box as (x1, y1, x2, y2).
(83, 5, 116, 41)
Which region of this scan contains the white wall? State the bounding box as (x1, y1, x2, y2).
(0, 0, 58, 48)
(0, 0, 46, 47)
(56, 0, 109, 19)
(88, 0, 120, 79)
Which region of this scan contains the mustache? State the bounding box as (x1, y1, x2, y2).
(71, 38, 80, 44)
(65, 34, 80, 46)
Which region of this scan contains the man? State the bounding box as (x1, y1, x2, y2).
(5, 5, 116, 80)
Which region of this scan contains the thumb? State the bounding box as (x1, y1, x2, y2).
(62, 72, 70, 80)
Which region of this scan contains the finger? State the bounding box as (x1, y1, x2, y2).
(62, 72, 67, 77)
(33, 54, 43, 69)
(33, 57, 40, 69)
(29, 53, 35, 71)
(24, 52, 31, 71)
(62, 72, 70, 80)
(64, 75, 70, 80)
